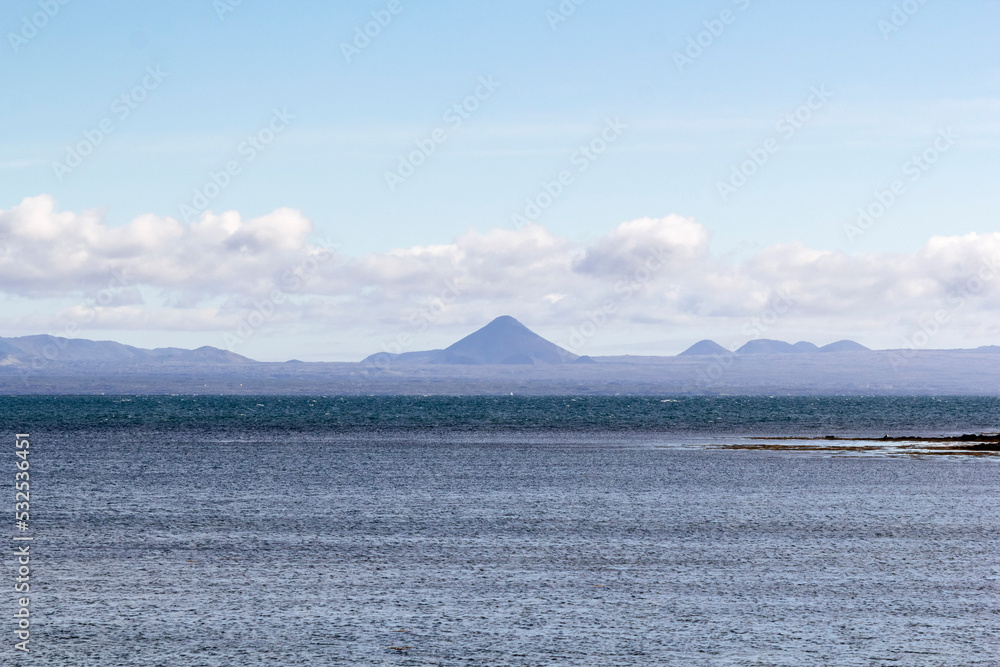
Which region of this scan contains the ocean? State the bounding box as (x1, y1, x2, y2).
(6, 396, 1000, 665)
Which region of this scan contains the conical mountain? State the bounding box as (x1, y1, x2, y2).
(678, 339, 728, 356)
(438, 316, 576, 364)
(363, 316, 578, 365)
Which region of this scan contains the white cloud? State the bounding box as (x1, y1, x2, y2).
(0, 195, 316, 297)
(574, 214, 708, 276)
(3, 195, 1000, 357)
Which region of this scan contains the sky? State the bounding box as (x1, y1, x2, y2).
(2, 0, 999, 361)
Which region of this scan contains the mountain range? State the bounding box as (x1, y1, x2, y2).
(363, 315, 593, 365)
(362, 316, 876, 365)
(0, 323, 877, 368)
(4, 316, 1000, 395)
(679, 338, 870, 356)
(0, 334, 251, 366)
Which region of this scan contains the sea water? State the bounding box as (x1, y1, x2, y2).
(5, 396, 999, 665)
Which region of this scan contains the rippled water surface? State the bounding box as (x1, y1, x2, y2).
(7, 396, 1000, 665)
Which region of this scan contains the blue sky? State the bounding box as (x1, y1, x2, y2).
(2, 1, 1000, 360)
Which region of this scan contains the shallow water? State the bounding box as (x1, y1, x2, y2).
(7, 396, 1000, 665)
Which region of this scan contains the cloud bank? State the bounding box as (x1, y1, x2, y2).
(2, 195, 1000, 357)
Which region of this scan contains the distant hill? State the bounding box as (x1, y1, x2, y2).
(4, 326, 1000, 395)
(819, 340, 870, 353)
(363, 315, 578, 365)
(737, 339, 801, 354)
(0, 335, 252, 366)
(736, 339, 868, 354)
(678, 340, 729, 356)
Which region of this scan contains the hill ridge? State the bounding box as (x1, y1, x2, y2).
(0, 335, 253, 366)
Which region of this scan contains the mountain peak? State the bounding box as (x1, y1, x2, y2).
(737, 339, 799, 354)
(481, 315, 529, 331)
(678, 339, 728, 356)
(440, 316, 576, 364)
(735, 339, 870, 354)
(818, 339, 870, 353)
(364, 316, 578, 365)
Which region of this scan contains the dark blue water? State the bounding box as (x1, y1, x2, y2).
(3, 394, 1000, 435)
(5, 396, 1000, 665)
